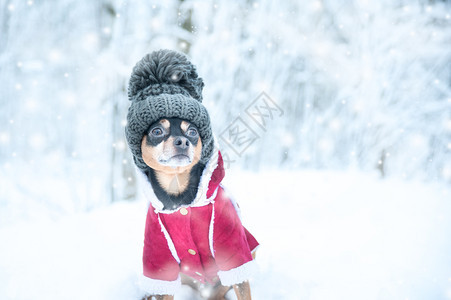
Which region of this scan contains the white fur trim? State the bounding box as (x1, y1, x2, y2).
(207, 185, 219, 202)
(209, 203, 215, 258)
(251, 245, 260, 254)
(139, 274, 181, 296)
(217, 260, 256, 286)
(135, 139, 220, 214)
(135, 166, 165, 212)
(158, 214, 180, 263)
(190, 139, 220, 208)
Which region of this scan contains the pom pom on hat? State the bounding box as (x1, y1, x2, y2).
(128, 50, 204, 103)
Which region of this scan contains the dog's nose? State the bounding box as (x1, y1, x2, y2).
(174, 136, 189, 149)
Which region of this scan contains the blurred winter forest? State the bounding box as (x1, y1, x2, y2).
(0, 0, 450, 223)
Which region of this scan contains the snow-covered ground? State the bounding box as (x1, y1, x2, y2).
(1, 170, 451, 300)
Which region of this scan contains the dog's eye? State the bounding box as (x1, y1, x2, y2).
(151, 128, 164, 136)
(187, 128, 198, 137)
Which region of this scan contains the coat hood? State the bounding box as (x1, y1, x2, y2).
(136, 147, 225, 214)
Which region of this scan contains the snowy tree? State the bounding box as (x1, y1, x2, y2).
(0, 0, 450, 221)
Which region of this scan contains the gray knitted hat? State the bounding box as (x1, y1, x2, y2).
(125, 49, 214, 172)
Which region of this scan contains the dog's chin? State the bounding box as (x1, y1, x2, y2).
(159, 155, 192, 168)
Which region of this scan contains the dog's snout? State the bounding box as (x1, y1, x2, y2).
(174, 136, 189, 149)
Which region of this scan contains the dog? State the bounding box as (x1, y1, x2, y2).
(139, 117, 256, 300)
(124, 49, 258, 300)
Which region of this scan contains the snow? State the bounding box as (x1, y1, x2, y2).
(1, 1, 450, 298)
(1, 170, 450, 300)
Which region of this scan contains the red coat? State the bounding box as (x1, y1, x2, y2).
(136, 150, 259, 295)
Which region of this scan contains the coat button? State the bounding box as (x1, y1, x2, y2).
(188, 249, 196, 255)
(180, 207, 188, 215)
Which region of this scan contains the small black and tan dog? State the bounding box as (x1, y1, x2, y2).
(125, 50, 258, 300)
(141, 117, 252, 300)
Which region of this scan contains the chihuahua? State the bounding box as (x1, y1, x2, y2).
(140, 117, 253, 300)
